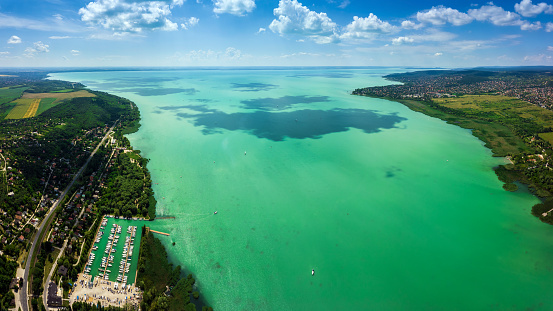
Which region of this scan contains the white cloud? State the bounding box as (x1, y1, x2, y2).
(524, 54, 552, 62)
(34, 42, 50, 52)
(338, 0, 350, 9)
(0, 52, 9, 55)
(0, 12, 84, 33)
(341, 14, 397, 40)
(257, 27, 266, 33)
(71, 49, 80, 55)
(547, 46, 553, 51)
(173, 47, 247, 63)
(410, 30, 457, 42)
(401, 20, 423, 30)
(392, 36, 414, 45)
(181, 17, 199, 29)
(546, 22, 553, 31)
(520, 21, 542, 30)
(79, 0, 183, 33)
(280, 52, 335, 58)
(49, 36, 71, 39)
(468, 4, 522, 26)
(213, 0, 255, 16)
(514, 0, 553, 17)
(7, 35, 21, 44)
(269, 0, 337, 43)
(225, 47, 242, 59)
(416, 6, 473, 26)
(434, 52, 443, 56)
(24, 41, 50, 57)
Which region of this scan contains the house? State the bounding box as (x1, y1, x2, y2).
(18, 235, 24, 242)
(47, 282, 62, 307)
(57, 265, 68, 277)
(9, 278, 18, 289)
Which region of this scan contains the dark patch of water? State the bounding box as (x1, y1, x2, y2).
(117, 87, 197, 96)
(240, 95, 330, 111)
(176, 107, 407, 141)
(230, 82, 278, 92)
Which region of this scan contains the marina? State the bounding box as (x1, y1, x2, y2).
(82, 216, 145, 286)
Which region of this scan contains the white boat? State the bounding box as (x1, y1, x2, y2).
(312, 269, 315, 276)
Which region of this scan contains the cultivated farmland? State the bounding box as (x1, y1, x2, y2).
(21, 89, 96, 104)
(5, 99, 37, 119)
(3, 89, 97, 119)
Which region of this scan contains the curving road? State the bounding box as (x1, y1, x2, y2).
(20, 121, 118, 311)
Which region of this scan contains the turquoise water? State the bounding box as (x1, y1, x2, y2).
(50, 69, 553, 310)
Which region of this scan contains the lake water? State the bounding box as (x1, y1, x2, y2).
(50, 68, 553, 310)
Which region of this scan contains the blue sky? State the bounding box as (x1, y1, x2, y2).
(0, 0, 552, 67)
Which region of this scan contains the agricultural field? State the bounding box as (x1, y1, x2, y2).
(539, 132, 553, 145)
(4, 90, 97, 119)
(434, 95, 553, 128)
(0, 86, 28, 105)
(21, 89, 96, 104)
(34, 98, 57, 115)
(5, 99, 37, 119)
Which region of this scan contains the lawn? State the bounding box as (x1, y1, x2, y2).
(43, 248, 61, 286)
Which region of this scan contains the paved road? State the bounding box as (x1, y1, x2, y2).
(20, 121, 118, 311)
(42, 239, 67, 310)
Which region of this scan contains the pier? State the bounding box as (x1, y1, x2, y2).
(146, 227, 170, 236)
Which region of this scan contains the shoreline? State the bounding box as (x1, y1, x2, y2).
(354, 93, 547, 199)
(116, 91, 212, 310)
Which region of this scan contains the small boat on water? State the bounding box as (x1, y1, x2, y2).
(312, 269, 315, 276)
(214, 211, 218, 215)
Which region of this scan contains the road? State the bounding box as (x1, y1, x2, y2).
(0, 151, 7, 193)
(20, 120, 119, 311)
(42, 239, 67, 310)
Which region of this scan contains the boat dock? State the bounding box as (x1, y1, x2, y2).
(147, 228, 170, 236)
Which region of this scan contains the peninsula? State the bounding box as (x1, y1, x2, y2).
(353, 67, 553, 224)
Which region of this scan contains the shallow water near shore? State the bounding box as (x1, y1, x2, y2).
(51, 68, 553, 310)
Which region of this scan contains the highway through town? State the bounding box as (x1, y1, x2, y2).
(20, 121, 118, 311)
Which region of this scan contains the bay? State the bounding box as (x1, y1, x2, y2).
(50, 68, 553, 310)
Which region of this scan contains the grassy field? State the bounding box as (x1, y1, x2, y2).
(4, 90, 97, 119)
(51, 89, 76, 93)
(539, 132, 553, 145)
(395, 98, 533, 156)
(0, 86, 28, 105)
(435, 95, 553, 128)
(22, 90, 96, 104)
(5, 98, 37, 119)
(35, 98, 58, 115)
(43, 248, 61, 286)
